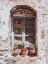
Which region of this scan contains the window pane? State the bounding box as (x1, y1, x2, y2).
(13, 18, 22, 34)
(14, 37, 22, 45)
(14, 37, 22, 41)
(13, 18, 22, 24)
(25, 19, 34, 27)
(25, 36, 34, 44)
(25, 28, 34, 35)
(14, 28, 22, 34)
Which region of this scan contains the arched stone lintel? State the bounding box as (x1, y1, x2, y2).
(10, 5, 37, 17)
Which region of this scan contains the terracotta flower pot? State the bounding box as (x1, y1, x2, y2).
(20, 48, 26, 56)
(28, 48, 36, 56)
(12, 49, 18, 56)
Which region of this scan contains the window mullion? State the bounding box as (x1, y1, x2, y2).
(11, 17, 14, 47)
(22, 18, 25, 43)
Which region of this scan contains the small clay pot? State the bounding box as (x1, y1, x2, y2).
(20, 48, 26, 56)
(28, 48, 36, 56)
(12, 49, 18, 56)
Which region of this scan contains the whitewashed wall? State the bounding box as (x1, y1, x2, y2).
(0, 0, 48, 64)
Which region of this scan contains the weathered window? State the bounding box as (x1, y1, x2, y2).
(10, 5, 36, 48)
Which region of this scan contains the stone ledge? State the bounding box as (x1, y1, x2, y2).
(5, 55, 38, 61)
(5, 55, 38, 64)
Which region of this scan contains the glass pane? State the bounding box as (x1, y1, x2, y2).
(14, 37, 22, 45)
(14, 28, 22, 34)
(13, 18, 22, 24)
(25, 28, 33, 33)
(25, 36, 34, 44)
(25, 28, 34, 35)
(14, 37, 22, 41)
(13, 18, 22, 34)
(25, 19, 34, 27)
(13, 18, 22, 27)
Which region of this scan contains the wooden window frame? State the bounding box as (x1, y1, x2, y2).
(10, 5, 37, 50)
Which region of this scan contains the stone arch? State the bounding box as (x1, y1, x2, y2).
(10, 5, 37, 17)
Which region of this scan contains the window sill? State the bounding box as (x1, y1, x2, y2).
(8, 54, 38, 61)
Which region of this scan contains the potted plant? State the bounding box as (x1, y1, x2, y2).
(28, 43, 36, 56)
(11, 44, 18, 56)
(20, 43, 26, 56)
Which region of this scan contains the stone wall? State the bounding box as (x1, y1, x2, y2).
(0, 0, 48, 64)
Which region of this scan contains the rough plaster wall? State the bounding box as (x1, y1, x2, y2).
(0, 0, 48, 64)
